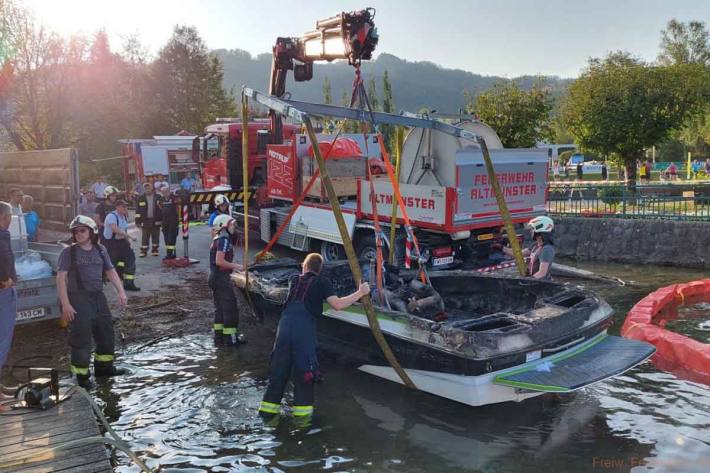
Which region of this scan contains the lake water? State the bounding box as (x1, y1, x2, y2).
(103, 262, 710, 473)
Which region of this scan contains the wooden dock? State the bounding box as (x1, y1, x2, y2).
(0, 393, 112, 473)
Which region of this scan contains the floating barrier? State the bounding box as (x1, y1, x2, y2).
(622, 280, 710, 386)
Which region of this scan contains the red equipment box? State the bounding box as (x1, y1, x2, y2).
(266, 144, 298, 201)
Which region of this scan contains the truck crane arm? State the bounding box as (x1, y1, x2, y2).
(269, 8, 379, 98)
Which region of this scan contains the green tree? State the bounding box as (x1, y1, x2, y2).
(658, 20, 710, 158)
(340, 89, 357, 133)
(380, 70, 396, 152)
(152, 25, 235, 134)
(469, 80, 554, 148)
(561, 52, 705, 186)
(658, 19, 710, 66)
(322, 76, 332, 104)
(367, 77, 380, 112)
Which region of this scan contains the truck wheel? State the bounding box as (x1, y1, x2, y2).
(320, 241, 345, 262)
(355, 234, 389, 262)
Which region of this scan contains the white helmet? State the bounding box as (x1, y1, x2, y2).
(527, 216, 554, 233)
(104, 185, 120, 198)
(69, 215, 99, 234)
(214, 194, 230, 207)
(213, 214, 235, 235)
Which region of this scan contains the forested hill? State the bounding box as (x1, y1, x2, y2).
(214, 49, 572, 113)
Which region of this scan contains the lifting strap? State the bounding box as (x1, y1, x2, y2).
(364, 134, 386, 306)
(375, 132, 430, 285)
(241, 93, 255, 309)
(350, 72, 386, 306)
(388, 127, 404, 265)
(302, 116, 416, 390)
(350, 67, 428, 285)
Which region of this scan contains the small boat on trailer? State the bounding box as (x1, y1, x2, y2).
(233, 259, 655, 407)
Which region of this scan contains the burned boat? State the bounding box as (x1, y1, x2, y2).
(233, 259, 655, 407)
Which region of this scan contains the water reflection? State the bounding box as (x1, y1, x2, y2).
(105, 261, 710, 472)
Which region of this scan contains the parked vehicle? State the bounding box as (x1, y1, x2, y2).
(1, 148, 78, 325)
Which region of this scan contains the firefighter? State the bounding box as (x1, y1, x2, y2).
(259, 254, 369, 419)
(503, 216, 556, 280)
(135, 182, 162, 257)
(103, 200, 140, 291)
(159, 186, 179, 259)
(209, 214, 245, 346)
(208, 194, 231, 228)
(94, 185, 119, 242)
(56, 216, 128, 388)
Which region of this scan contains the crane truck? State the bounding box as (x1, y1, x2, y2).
(191, 9, 549, 269)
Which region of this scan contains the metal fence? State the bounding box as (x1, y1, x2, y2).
(547, 183, 710, 222)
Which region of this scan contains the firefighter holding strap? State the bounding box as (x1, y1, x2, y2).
(103, 200, 140, 291)
(136, 182, 162, 257)
(210, 214, 245, 346)
(259, 254, 369, 419)
(57, 216, 128, 388)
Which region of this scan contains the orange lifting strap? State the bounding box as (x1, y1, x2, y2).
(375, 132, 429, 284)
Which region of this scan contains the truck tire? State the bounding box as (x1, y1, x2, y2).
(320, 241, 345, 262)
(355, 234, 389, 262)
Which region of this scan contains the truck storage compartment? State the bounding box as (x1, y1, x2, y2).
(303, 138, 367, 200)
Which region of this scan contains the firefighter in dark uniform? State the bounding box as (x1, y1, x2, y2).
(159, 186, 179, 259)
(103, 200, 140, 291)
(94, 185, 119, 243)
(208, 194, 231, 228)
(56, 216, 128, 388)
(136, 182, 162, 257)
(209, 214, 245, 346)
(258, 254, 369, 419)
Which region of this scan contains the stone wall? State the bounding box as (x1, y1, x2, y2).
(553, 217, 710, 268)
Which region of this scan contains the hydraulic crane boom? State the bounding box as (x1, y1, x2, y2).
(269, 8, 379, 142)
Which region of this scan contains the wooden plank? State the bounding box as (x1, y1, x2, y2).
(0, 395, 111, 473)
(9, 446, 110, 473)
(0, 424, 103, 456)
(0, 400, 88, 426)
(0, 416, 95, 445)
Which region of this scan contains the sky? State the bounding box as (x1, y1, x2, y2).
(20, 0, 710, 78)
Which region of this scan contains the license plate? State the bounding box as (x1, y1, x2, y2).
(17, 307, 46, 321)
(477, 233, 494, 241)
(526, 350, 541, 362)
(432, 256, 454, 266)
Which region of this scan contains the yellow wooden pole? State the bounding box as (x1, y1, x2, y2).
(479, 138, 527, 276)
(687, 151, 692, 180)
(304, 117, 416, 389)
(388, 127, 404, 265)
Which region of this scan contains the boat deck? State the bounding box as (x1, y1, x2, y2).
(0, 393, 112, 473)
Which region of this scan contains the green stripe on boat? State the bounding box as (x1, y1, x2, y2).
(323, 303, 407, 324)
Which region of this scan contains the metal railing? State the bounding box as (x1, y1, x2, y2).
(547, 183, 710, 222)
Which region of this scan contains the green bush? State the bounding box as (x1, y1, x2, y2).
(598, 186, 624, 208)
